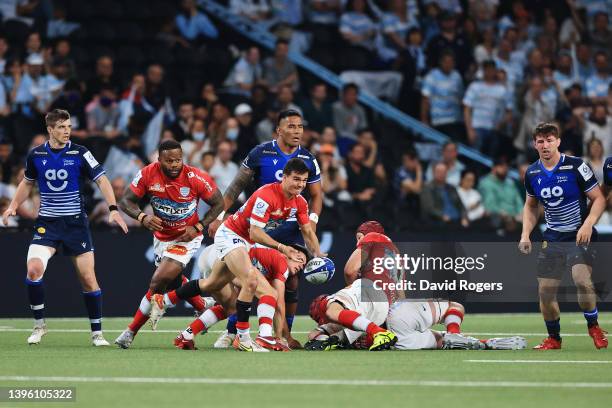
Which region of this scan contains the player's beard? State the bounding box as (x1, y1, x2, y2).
(162, 164, 183, 178)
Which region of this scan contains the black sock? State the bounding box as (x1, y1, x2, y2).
(175, 280, 200, 300)
(545, 318, 561, 341)
(236, 299, 252, 323)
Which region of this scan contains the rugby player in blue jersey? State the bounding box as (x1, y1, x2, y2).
(519, 122, 608, 349)
(207, 109, 322, 349)
(2, 109, 128, 346)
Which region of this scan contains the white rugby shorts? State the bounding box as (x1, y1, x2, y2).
(214, 223, 251, 260)
(153, 235, 203, 267)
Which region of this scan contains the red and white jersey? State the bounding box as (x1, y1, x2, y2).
(357, 232, 402, 304)
(250, 247, 289, 283)
(224, 182, 309, 243)
(130, 162, 217, 241)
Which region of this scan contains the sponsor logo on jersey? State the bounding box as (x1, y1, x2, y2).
(149, 183, 165, 192)
(66, 150, 79, 155)
(253, 197, 269, 218)
(63, 159, 75, 166)
(167, 245, 188, 255)
(83, 151, 99, 169)
(32, 234, 42, 240)
(537, 178, 541, 185)
(179, 187, 190, 197)
(37, 227, 46, 234)
(262, 150, 277, 155)
(289, 208, 297, 217)
(34, 151, 48, 155)
(556, 175, 568, 183)
(150, 197, 197, 221)
(131, 170, 143, 187)
(297, 154, 310, 159)
(270, 209, 284, 217)
(273, 159, 278, 165)
(559, 165, 573, 170)
(578, 162, 594, 181)
(529, 169, 540, 174)
(42, 159, 47, 166)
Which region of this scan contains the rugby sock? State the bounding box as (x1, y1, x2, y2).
(128, 290, 152, 333)
(186, 295, 206, 313)
(337, 310, 385, 336)
(443, 309, 463, 334)
(226, 313, 238, 334)
(83, 289, 103, 332)
(583, 308, 599, 328)
(257, 295, 276, 337)
(236, 300, 252, 340)
(26, 278, 45, 325)
(175, 280, 201, 300)
(545, 318, 561, 341)
(164, 290, 179, 307)
(182, 305, 227, 340)
(286, 315, 295, 331)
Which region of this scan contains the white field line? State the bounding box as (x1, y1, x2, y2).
(465, 360, 612, 364)
(0, 375, 612, 389)
(0, 328, 593, 337)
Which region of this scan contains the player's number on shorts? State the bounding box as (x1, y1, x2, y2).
(45, 169, 68, 192)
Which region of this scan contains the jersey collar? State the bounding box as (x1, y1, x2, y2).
(273, 139, 300, 158)
(44, 140, 71, 160)
(538, 153, 565, 177)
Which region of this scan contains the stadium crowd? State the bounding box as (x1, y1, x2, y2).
(0, 0, 611, 233)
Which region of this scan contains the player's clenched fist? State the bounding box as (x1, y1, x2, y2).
(518, 239, 532, 254)
(207, 219, 222, 238)
(142, 214, 164, 232)
(2, 206, 16, 226)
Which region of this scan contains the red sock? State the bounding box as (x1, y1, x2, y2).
(444, 309, 463, 334)
(337, 309, 384, 336)
(187, 295, 205, 313)
(189, 319, 206, 336)
(167, 290, 179, 305)
(128, 310, 148, 333)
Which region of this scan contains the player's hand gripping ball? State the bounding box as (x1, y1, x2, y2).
(304, 257, 335, 284)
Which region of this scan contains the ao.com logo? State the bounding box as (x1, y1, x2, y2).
(540, 186, 564, 207)
(45, 169, 68, 191)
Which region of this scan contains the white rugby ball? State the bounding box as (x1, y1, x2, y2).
(304, 257, 335, 285)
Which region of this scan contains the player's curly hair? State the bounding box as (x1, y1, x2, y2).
(533, 122, 560, 140)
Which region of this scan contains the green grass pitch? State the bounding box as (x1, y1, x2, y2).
(1, 313, 610, 408)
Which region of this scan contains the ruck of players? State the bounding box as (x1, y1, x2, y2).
(3, 109, 607, 352)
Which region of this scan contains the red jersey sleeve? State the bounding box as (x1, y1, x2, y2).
(129, 166, 148, 198)
(269, 249, 289, 282)
(248, 190, 273, 228)
(296, 195, 309, 226)
(192, 168, 218, 201)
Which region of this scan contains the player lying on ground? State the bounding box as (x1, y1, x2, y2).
(2, 109, 128, 346)
(114, 140, 223, 349)
(204, 158, 325, 352)
(157, 244, 308, 350)
(208, 109, 323, 347)
(519, 122, 607, 350)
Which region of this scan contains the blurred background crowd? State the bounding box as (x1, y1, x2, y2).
(0, 0, 610, 234)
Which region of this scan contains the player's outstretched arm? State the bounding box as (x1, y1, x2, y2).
(208, 166, 254, 237)
(300, 223, 327, 258)
(95, 175, 128, 233)
(519, 195, 539, 254)
(2, 178, 34, 226)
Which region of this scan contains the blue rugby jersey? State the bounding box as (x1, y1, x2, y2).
(24, 141, 105, 218)
(524, 154, 598, 234)
(604, 157, 612, 187)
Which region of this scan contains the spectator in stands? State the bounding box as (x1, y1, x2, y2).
(346, 143, 376, 217)
(200, 150, 215, 173)
(90, 177, 140, 228)
(229, 0, 271, 23)
(14, 53, 60, 116)
(333, 83, 368, 151)
(301, 82, 333, 136)
(425, 141, 465, 187)
(583, 137, 605, 183)
(210, 140, 240, 196)
(585, 51, 611, 103)
(275, 84, 302, 115)
(49, 79, 87, 140)
(580, 103, 612, 156)
(420, 50, 465, 142)
(86, 83, 121, 159)
(393, 150, 422, 209)
(493, 38, 521, 91)
(0, 36, 9, 74)
(426, 11, 473, 77)
(478, 157, 523, 232)
(339, 0, 378, 70)
(312, 126, 341, 162)
(574, 43, 594, 85)
(0, 138, 17, 183)
(516, 76, 556, 157)
(377, 0, 415, 66)
(223, 46, 263, 98)
(171, 99, 194, 143)
(463, 60, 513, 157)
(233, 103, 256, 161)
(318, 143, 349, 211)
(207, 102, 230, 148)
(197, 82, 219, 111)
(175, 0, 219, 42)
(255, 103, 277, 143)
(145, 63, 167, 110)
(420, 162, 468, 227)
(24, 31, 42, 57)
(398, 26, 427, 117)
(249, 83, 269, 123)
(47, 4, 80, 39)
(456, 169, 485, 223)
(473, 27, 495, 65)
(181, 117, 209, 165)
(85, 55, 119, 101)
(590, 12, 611, 60)
(553, 52, 578, 92)
(357, 128, 386, 185)
(263, 39, 299, 94)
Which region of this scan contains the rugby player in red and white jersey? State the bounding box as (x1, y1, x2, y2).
(214, 158, 325, 351)
(113, 140, 223, 349)
(160, 244, 308, 350)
